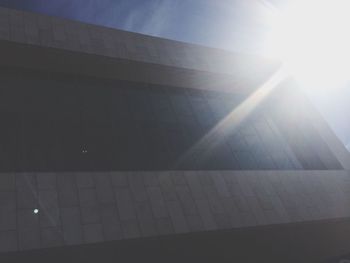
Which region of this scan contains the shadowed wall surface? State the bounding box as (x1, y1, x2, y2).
(0, 67, 341, 172)
(1, 170, 350, 253)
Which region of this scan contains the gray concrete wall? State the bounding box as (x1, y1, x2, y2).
(0, 170, 350, 252)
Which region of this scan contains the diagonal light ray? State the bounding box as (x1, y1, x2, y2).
(175, 66, 287, 168)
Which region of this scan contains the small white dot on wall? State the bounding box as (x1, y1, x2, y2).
(33, 209, 39, 214)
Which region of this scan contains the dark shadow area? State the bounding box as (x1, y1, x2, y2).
(2, 218, 350, 263)
(0, 67, 341, 172)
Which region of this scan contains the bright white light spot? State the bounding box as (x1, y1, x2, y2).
(264, 0, 350, 90)
(33, 209, 39, 214)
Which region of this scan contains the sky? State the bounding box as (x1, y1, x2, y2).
(0, 0, 349, 151)
(0, 0, 276, 53)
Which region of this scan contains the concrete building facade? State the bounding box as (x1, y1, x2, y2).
(0, 6, 350, 262)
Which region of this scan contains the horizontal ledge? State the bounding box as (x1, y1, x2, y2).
(0, 39, 275, 94)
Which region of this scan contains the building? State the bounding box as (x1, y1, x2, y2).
(0, 6, 350, 262)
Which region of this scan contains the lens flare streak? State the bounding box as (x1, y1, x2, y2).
(175, 67, 287, 168)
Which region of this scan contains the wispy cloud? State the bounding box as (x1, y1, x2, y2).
(123, 3, 144, 32)
(140, 0, 176, 36)
(123, 0, 177, 36)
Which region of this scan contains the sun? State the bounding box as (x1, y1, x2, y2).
(264, 0, 350, 90)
